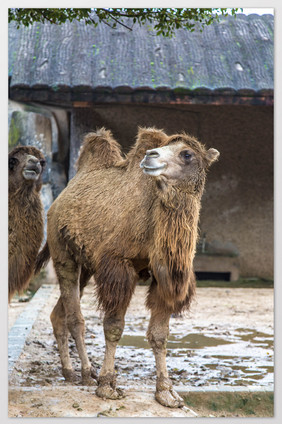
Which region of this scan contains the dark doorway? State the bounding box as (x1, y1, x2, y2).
(195, 272, 231, 281)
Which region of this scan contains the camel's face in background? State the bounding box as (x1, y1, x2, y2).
(140, 141, 219, 181)
(9, 148, 46, 185)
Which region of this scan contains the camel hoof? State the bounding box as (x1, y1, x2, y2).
(155, 389, 184, 408)
(96, 384, 125, 400)
(91, 365, 98, 380)
(62, 368, 77, 383)
(81, 367, 98, 386)
(96, 373, 125, 399)
(155, 375, 184, 408)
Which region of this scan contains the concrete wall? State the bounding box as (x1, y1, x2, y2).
(70, 104, 273, 278)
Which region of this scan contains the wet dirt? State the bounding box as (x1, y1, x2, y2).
(8, 283, 273, 417)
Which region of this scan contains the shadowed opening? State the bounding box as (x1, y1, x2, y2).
(196, 272, 231, 281)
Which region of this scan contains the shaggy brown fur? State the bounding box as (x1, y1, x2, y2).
(9, 146, 46, 302)
(36, 127, 219, 407)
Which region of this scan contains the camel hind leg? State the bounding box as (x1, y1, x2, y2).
(95, 256, 137, 399)
(50, 257, 95, 385)
(50, 296, 75, 381)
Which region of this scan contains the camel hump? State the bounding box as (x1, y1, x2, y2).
(76, 128, 124, 171)
(123, 127, 168, 167)
(137, 127, 168, 152)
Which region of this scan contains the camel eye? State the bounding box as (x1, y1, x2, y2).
(40, 159, 46, 167)
(181, 150, 192, 161)
(9, 157, 19, 170)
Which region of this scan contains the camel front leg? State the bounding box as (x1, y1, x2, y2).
(96, 310, 126, 399)
(147, 310, 184, 408)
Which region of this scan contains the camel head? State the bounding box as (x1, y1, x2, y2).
(9, 146, 46, 191)
(140, 133, 219, 192)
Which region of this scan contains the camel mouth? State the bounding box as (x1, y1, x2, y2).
(140, 163, 167, 176)
(142, 164, 166, 170)
(140, 158, 167, 175)
(23, 167, 40, 181)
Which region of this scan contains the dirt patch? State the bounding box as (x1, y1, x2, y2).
(8, 386, 196, 418)
(8, 283, 274, 417)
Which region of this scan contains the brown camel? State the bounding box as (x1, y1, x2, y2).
(9, 145, 46, 302)
(35, 128, 219, 408)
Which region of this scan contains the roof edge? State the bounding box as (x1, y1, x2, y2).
(9, 85, 274, 107)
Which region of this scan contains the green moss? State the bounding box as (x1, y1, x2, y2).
(187, 66, 194, 75)
(9, 117, 21, 149)
(173, 87, 191, 94)
(150, 61, 156, 84)
(182, 391, 273, 417)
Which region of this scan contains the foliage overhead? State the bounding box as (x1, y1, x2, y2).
(8, 8, 241, 36)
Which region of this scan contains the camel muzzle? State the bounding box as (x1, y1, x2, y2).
(23, 157, 42, 180)
(140, 149, 167, 176)
(140, 157, 166, 176)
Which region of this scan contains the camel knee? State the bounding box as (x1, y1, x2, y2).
(147, 314, 170, 351)
(50, 309, 63, 335)
(147, 332, 168, 351)
(104, 317, 124, 343)
(66, 312, 85, 338)
(104, 327, 123, 342)
(50, 298, 67, 336)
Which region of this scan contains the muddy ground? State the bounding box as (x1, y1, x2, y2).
(8, 282, 274, 418)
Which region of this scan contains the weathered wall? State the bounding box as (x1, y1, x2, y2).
(70, 103, 273, 278)
(10, 100, 272, 278)
(8, 101, 69, 241)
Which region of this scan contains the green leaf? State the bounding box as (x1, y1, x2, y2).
(9, 8, 241, 37)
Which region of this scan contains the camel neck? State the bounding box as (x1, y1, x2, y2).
(153, 193, 200, 266)
(9, 184, 42, 218)
(9, 180, 38, 198)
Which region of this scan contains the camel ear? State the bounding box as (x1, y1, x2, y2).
(9, 157, 19, 171)
(205, 148, 220, 166)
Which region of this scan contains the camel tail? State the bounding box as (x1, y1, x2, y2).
(34, 242, 50, 275)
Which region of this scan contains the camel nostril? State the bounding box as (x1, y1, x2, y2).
(28, 158, 39, 165)
(146, 149, 160, 159)
(25, 155, 41, 175)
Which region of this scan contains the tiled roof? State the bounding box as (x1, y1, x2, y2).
(8, 13, 274, 105)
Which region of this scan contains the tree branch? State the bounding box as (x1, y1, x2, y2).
(100, 9, 133, 31)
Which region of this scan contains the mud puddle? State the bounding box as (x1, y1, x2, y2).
(9, 285, 274, 394)
(116, 325, 273, 388)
